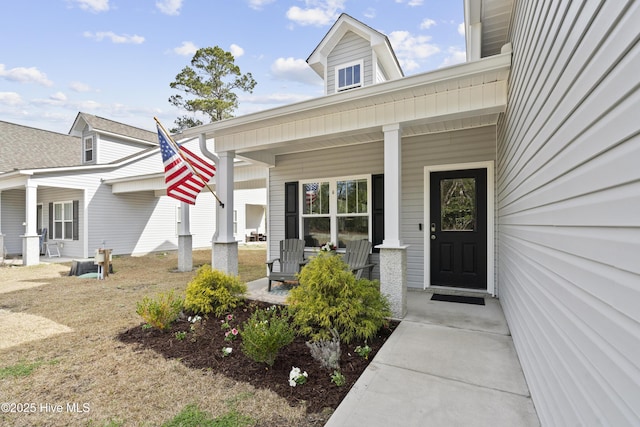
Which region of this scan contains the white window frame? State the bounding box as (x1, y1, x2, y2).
(335, 60, 363, 92)
(53, 201, 74, 240)
(300, 175, 371, 249)
(83, 136, 94, 163)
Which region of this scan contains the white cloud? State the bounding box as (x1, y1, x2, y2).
(0, 64, 53, 86)
(458, 22, 465, 36)
(420, 18, 436, 30)
(50, 92, 68, 102)
(388, 31, 440, 71)
(83, 31, 145, 44)
(271, 57, 322, 85)
(364, 8, 376, 19)
(0, 92, 24, 106)
(440, 47, 467, 67)
(72, 0, 109, 13)
(173, 41, 198, 56)
(229, 44, 245, 58)
(247, 0, 275, 10)
(70, 81, 91, 92)
(286, 0, 345, 26)
(156, 0, 183, 16)
(395, 0, 423, 5)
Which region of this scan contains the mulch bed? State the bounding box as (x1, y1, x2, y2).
(117, 300, 398, 415)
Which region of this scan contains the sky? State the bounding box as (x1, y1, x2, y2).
(0, 0, 466, 135)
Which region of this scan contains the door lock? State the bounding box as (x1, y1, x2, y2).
(430, 223, 436, 232)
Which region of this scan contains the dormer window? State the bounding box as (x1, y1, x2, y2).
(84, 136, 94, 163)
(336, 60, 363, 92)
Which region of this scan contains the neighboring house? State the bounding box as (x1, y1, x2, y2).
(179, 5, 640, 427)
(0, 113, 266, 264)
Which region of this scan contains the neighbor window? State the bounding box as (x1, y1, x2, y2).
(84, 137, 94, 163)
(336, 61, 363, 92)
(53, 201, 74, 240)
(301, 177, 369, 248)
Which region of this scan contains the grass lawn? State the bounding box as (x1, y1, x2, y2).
(0, 246, 325, 427)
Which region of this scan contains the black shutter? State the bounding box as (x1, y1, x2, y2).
(72, 200, 79, 240)
(48, 202, 53, 239)
(372, 174, 384, 253)
(284, 181, 299, 239)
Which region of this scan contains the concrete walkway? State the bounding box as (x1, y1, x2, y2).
(246, 280, 540, 427)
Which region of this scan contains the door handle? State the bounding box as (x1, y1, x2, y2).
(431, 235, 436, 240)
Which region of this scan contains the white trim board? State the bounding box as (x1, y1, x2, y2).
(423, 161, 495, 296)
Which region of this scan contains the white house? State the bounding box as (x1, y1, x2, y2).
(0, 112, 267, 266)
(179, 4, 640, 426)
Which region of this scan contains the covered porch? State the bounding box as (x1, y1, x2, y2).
(180, 49, 511, 318)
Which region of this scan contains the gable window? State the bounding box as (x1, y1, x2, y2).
(336, 61, 363, 92)
(301, 177, 369, 248)
(53, 201, 74, 240)
(84, 137, 94, 163)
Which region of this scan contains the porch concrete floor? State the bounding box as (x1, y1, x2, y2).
(247, 280, 540, 427)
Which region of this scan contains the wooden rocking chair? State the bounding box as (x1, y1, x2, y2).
(343, 240, 375, 279)
(266, 239, 307, 291)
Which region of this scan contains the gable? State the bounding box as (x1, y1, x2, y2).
(326, 31, 372, 93)
(307, 13, 402, 94)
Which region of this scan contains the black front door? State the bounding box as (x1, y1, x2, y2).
(430, 168, 487, 289)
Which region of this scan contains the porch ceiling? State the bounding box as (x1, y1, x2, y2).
(180, 50, 511, 164)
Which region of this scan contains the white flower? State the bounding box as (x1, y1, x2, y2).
(289, 366, 308, 387)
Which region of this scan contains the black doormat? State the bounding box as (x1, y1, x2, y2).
(431, 293, 485, 305)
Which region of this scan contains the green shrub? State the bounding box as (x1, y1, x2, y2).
(240, 305, 296, 367)
(136, 290, 183, 331)
(184, 265, 247, 316)
(287, 252, 391, 344)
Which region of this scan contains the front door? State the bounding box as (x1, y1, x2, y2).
(430, 168, 487, 289)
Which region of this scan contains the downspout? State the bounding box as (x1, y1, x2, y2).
(199, 133, 220, 242)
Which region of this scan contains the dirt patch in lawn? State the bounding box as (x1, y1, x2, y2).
(0, 310, 73, 350)
(118, 300, 398, 415)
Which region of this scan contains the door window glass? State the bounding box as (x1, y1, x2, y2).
(440, 178, 476, 231)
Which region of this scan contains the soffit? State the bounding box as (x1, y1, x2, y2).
(481, 0, 514, 57)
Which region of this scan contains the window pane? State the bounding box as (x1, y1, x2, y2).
(64, 202, 73, 221)
(303, 182, 329, 214)
(64, 222, 73, 240)
(338, 68, 345, 88)
(303, 217, 330, 247)
(338, 216, 368, 248)
(54, 224, 62, 239)
(54, 203, 62, 220)
(337, 179, 367, 214)
(346, 66, 353, 86)
(353, 64, 360, 84)
(440, 178, 476, 231)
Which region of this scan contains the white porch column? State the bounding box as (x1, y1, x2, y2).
(377, 123, 407, 318)
(177, 202, 192, 272)
(21, 183, 40, 266)
(212, 150, 238, 276)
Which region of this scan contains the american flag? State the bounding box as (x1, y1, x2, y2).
(158, 124, 216, 205)
(306, 182, 319, 205)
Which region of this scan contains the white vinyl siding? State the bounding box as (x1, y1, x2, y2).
(496, 1, 640, 426)
(94, 134, 154, 164)
(0, 189, 25, 254)
(326, 31, 372, 94)
(268, 126, 496, 286)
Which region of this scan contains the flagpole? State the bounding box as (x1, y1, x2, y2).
(154, 117, 224, 208)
